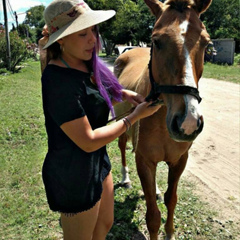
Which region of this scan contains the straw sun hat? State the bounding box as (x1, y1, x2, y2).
(43, 0, 116, 49)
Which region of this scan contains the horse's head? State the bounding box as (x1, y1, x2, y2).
(144, 0, 211, 142)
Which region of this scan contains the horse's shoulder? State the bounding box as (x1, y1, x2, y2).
(122, 47, 150, 61)
(114, 47, 150, 78)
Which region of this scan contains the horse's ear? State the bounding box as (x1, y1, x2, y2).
(193, 0, 212, 15)
(144, 0, 163, 18)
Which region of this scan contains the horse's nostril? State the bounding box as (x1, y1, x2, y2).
(197, 116, 204, 128)
(171, 115, 182, 133)
(197, 118, 201, 127)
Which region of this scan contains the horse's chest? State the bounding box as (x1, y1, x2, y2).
(137, 119, 191, 163)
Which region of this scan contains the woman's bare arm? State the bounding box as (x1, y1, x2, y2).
(60, 101, 161, 152)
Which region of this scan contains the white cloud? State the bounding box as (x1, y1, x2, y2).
(0, 0, 50, 28)
(9, 0, 43, 12)
(17, 14, 27, 24)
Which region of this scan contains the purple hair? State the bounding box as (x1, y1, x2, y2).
(91, 30, 123, 117)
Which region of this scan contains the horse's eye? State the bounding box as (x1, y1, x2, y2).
(154, 39, 162, 50)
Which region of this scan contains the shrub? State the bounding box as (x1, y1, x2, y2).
(25, 41, 39, 61)
(0, 68, 10, 75)
(0, 31, 31, 73)
(234, 53, 240, 66)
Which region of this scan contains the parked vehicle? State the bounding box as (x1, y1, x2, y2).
(114, 46, 138, 55)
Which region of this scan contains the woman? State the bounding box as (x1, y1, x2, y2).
(40, 0, 161, 239)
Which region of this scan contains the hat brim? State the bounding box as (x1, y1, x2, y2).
(43, 10, 115, 49)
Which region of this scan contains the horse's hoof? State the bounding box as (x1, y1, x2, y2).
(122, 182, 132, 189)
(156, 194, 163, 201)
(165, 234, 175, 240)
(59, 217, 62, 228)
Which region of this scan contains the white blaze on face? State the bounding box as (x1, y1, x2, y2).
(180, 20, 189, 38)
(179, 20, 202, 135)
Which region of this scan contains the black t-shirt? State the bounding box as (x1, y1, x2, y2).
(41, 64, 111, 213)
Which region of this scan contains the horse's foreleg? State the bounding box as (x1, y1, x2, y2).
(118, 133, 131, 188)
(136, 154, 160, 240)
(156, 182, 163, 201)
(164, 154, 188, 240)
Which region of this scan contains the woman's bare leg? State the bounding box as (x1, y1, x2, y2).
(60, 172, 114, 240)
(92, 172, 114, 240)
(61, 201, 100, 240)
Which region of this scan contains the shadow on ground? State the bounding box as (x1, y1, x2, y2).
(106, 183, 147, 240)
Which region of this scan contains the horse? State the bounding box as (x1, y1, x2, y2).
(113, 0, 212, 239)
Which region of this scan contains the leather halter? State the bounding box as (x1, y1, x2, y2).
(145, 45, 202, 103)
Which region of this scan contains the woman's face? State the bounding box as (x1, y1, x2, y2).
(59, 26, 97, 62)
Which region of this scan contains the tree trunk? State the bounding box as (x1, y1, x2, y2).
(101, 36, 115, 56)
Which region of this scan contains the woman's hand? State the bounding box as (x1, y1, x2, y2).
(122, 89, 145, 106)
(132, 101, 162, 119)
(121, 89, 162, 124)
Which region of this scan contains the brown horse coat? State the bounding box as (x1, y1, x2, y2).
(114, 0, 212, 239)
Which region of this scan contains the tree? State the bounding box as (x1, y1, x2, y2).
(17, 23, 36, 43)
(112, 0, 154, 45)
(23, 5, 46, 42)
(87, 0, 155, 55)
(201, 0, 239, 40)
(112, 0, 151, 45)
(23, 5, 45, 28)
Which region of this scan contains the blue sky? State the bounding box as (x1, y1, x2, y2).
(0, 0, 52, 29)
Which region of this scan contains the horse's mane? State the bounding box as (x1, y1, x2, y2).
(165, 0, 195, 12)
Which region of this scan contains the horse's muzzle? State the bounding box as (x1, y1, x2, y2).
(168, 114, 204, 142)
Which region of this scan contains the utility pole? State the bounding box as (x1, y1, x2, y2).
(14, 11, 19, 31)
(2, 0, 11, 70)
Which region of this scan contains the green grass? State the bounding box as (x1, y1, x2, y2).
(0, 61, 239, 240)
(202, 62, 240, 84)
(0, 61, 61, 240)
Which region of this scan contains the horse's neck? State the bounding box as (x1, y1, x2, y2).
(135, 65, 151, 98)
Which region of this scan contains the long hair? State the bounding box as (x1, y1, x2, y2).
(90, 27, 123, 117)
(92, 51, 123, 117)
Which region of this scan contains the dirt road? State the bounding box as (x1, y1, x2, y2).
(183, 78, 240, 222)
